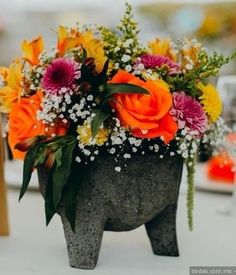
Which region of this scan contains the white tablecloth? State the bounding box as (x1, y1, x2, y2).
(0, 189, 236, 275)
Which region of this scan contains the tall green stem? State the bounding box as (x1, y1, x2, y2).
(186, 156, 196, 231)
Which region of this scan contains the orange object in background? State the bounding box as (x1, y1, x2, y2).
(207, 153, 235, 184)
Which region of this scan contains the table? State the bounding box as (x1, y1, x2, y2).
(0, 115, 9, 236)
(0, 189, 236, 275)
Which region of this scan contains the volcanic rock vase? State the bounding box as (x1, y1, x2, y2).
(38, 153, 183, 269)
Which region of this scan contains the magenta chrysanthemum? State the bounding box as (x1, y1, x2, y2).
(139, 54, 179, 74)
(41, 57, 80, 95)
(170, 92, 208, 135)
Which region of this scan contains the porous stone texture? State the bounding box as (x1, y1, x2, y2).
(38, 153, 183, 269)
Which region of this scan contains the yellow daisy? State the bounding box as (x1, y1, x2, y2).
(77, 123, 109, 146)
(198, 82, 222, 123)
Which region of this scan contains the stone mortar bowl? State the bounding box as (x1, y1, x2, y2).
(38, 153, 183, 269)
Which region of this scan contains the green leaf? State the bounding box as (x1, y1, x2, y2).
(34, 146, 47, 166)
(19, 144, 40, 201)
(102, 83, 149, 100)
(54, 148, 62, 168)
(52, 140, 77, 209)
(63, 163, 88, 232)
(91, 109, 110, 138)
(98, 59, 109, 83)
(45, 172, 56, 226)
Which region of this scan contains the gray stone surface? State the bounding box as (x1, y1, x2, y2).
(38, 153, 183, 269)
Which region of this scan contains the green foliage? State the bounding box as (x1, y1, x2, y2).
(19, 143, 42, 201)
(99, 3, 144, 69)
(91, 109, 111, 138)
(102, 83, 149, 101)
(186, 155, 196, 231)
(63, 162, 89, 232)
(52, 143, 76, 209)
(167, 49, 234, 97)
(19, 135, 79, 230)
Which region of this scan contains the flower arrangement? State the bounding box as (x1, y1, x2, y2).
(0, 4, 235, 231)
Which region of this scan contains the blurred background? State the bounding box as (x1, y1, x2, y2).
(0, 0, 236, 71)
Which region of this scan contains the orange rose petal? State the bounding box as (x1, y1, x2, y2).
(110, 70, 177, 144)
(109, 70, 135, 83)
(115, 99, 158, 130)
(131, 96, 156, 116)
(131, 113, 178, 144)
(146, 81, 172, 119)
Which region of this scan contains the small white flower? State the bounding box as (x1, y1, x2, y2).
(109, 148, 116, 154)
(115, 166, 121, 172)
(154, 144, 159, 152)
(114, 63, 120, 69)
(180, 143, 187, 150)
(124, 153, 131, 159)
(123, 39, 133, 47)
(134, 139, 142, 147)
(185, 63, 193, 70)
(121, 54, 131, 63)
(125, 65, 132, 72)
(83, 149, 91, 156)
(87, 95, 93, 101)
(75, 156, 81, 163)
(182, 151, 188, 159)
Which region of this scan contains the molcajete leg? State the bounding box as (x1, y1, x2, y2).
(145, 203, 179, 256)
(61, 208, 106, 269)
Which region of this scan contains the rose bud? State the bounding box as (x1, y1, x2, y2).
(44, 151, 56, 169)
(15, 136, 38, 152)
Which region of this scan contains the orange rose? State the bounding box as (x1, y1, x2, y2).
(8, 91, 67, 159)
(110, 70, 178, 144)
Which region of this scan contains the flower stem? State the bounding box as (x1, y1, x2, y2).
(186, 155, 196, 231)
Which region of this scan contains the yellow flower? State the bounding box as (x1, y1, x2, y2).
(198, 82, 222, 123)
(21, 36, 44, 65)
(77, 123, 109, 146)
(181, 39, 202, 69)
(198, 13, 222, 37)
(80, 31, 106, 73)
(57, 26, 106, 72)
(57, 26, 82, 56)
(148, 38, 177, 61)
(0, 60, 22, 113)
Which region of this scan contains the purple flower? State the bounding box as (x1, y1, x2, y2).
(138, 54, 179, 74)
(170, 92, 208, 135)
(41, 58, 80, 95)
